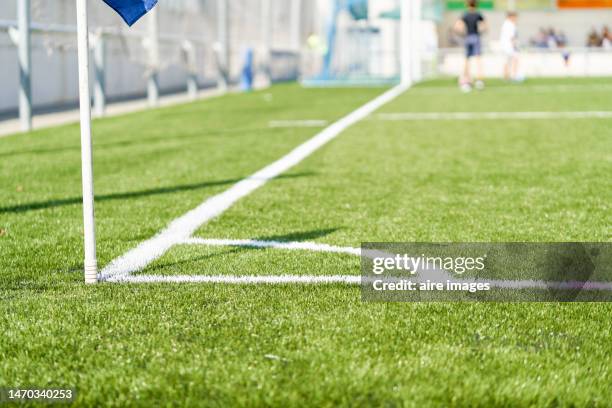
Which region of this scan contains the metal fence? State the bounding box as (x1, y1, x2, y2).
(0, 0, 307, 130)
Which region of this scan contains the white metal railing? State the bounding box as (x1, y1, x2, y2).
(0, 15, 224, 130)
(0, 0, 302, 132)
(0, 19, 208, 44)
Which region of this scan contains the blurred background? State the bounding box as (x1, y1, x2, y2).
(1, 0, 611, 123)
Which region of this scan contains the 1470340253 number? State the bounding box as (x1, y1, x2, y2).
(2, 388, 75, 402)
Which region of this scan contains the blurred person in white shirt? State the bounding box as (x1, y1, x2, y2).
(500, 11, 520, 81)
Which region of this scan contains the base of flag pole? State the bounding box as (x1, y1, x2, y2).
(84, 263, 98, 284)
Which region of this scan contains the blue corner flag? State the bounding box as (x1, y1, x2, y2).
(102, 0, 159, 26)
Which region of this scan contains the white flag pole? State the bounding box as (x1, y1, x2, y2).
(76, 0, 98, 284)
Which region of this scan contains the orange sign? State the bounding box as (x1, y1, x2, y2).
(558, 0, 612, 7)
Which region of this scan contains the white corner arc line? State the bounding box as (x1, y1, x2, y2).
(269, 120, 329, 128)
(100, 84, 409, 282)
(183, 238, 361, 256)
(376, 111, 612, 121)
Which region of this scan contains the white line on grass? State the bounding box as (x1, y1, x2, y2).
(118, 273, 612, 291)
(100, 84, 409, 282)
(408, 84, 612, 95)
(476, 279, 612, 291)
(120, 274, 362, 284)
(183, 238, 401, 261)
(269, 120, 329, 128)
(115, 237, 612, 291)
(183, 237, 361, 255)
(376, 111, 612, 121)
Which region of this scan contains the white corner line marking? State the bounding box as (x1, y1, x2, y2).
(106, 237, 612, 291)
(376, 111, 612, 121)
(183, 237, 362, 256)
(116, 274, 362, 284)
(112, 273, 612, 290)
(269, 120, 329, 128)
(100, 84, 409, 282)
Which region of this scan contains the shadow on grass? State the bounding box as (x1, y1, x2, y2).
(144, 228, 343, 274)
(1, 172, 314, 214)
(0, 126, 272, 158)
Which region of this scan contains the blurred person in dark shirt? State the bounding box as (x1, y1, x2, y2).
(454, 0, 488, 92)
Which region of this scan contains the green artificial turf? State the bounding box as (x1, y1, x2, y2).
(1, 79, 611, 406)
